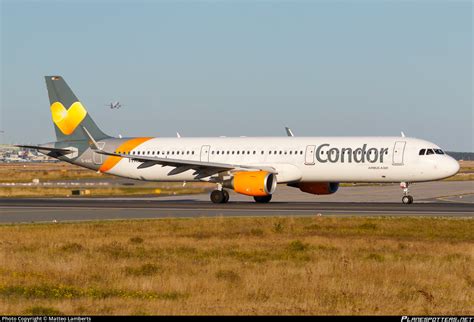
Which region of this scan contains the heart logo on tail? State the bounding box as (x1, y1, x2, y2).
(51, 102, 87, 135)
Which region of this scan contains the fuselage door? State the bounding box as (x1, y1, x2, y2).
(200, 145, 210, 162)
(304, 145, 316, 165)
(93, 142, 106, 164)
(392, 141, 406, 165)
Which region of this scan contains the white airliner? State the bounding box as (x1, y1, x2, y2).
(18, 76, 460, 204)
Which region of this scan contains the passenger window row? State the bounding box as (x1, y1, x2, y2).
(419, 148, 444, 155)
(114, 149, 308, 157)
(211, 150, 304, 155)
(115, 150, 196, 156)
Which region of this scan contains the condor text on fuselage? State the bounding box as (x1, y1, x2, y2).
(315, 144, 389, 163)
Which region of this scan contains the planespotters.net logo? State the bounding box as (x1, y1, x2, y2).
(402, 317, 474, 322)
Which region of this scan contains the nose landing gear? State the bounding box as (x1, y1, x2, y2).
(400, 182, 414, 204)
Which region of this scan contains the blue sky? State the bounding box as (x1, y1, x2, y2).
(1, 0, 472, 151)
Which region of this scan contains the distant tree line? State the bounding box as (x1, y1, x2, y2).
(446, 152, 474, 161)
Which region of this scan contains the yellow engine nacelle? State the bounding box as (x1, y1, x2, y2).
(224, 171, 277, 196)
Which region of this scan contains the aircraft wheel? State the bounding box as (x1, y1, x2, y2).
(222, 190, 230, 203)
(211, 190, 225, 204)
(254, 195, 272, 203)
(402, 195, 414, 204)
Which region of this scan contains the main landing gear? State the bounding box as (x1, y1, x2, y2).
(209, 190, 273, 204)
(210, 189, 230, 204)
(400, 182, 414, 204)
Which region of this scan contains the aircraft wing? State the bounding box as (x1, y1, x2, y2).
(95, 149, 277, 179)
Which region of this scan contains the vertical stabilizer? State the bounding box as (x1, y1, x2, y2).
(45, 76, 111, 142)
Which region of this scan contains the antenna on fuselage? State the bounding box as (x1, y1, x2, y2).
(285, 127, 295, 137)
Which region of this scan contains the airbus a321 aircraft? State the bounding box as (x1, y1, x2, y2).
(18, 76, 460, 204)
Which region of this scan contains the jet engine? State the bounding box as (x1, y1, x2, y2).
(224, 171, 277, 196)
(290, 182, 339, 195)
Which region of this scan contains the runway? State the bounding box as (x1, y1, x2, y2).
(1, 182, 472, 223)
(0, 197, 472, 223)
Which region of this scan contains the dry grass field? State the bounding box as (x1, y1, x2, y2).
(0, 162, 110, 183)
(0, 185, 210, 198)
(0, 216, 472, 315)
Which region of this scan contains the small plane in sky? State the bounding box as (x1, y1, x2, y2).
(105, 101, 122, 109)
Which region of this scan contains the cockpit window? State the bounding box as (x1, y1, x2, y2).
(434, 149, 445, 155)
(426, 149, 434, 155)
(419, 149, 426, 155)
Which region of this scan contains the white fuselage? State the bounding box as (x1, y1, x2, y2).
(97, 136, 459, 184)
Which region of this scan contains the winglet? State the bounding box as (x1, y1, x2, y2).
(401, 131, 406, 138)
(81, 126, 101, 150)
(285, 127, 295, 137)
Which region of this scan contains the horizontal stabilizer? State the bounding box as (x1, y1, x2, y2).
(15, 145, 73, 154)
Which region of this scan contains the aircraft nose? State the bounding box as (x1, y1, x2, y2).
(445, 156, 460, 177)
